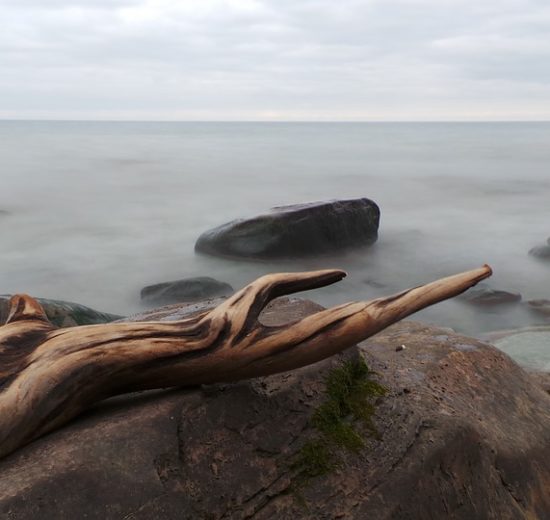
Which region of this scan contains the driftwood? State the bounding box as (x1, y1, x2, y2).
(0, 265, 491, 459)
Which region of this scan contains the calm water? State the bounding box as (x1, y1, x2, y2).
(1, 121, 549, 339)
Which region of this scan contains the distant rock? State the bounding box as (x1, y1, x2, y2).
(458, 282, 521, 306)
(529, 242, 550, 259)
(0, 295, 122, 327)
(526, 299, 550, 318)
(195, 198, 380, 260)
(140, 277, 234, 306)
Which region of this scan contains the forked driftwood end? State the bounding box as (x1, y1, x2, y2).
(0, 265, 492, 459)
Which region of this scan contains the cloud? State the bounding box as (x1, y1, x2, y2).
(1, 0, 549, 119)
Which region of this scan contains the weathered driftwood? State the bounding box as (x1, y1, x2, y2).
(0, 265, 491, 459)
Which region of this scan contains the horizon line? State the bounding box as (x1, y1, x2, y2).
(1, 118, 550, 124)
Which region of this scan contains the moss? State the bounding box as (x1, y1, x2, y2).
(291, 358, 386, 487)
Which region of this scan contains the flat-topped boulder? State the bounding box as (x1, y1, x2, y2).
(140, 276, 234, 306)
(1, 298, 549, 519)
(0, 295, 121, 327)
(195, 198, 380, 259)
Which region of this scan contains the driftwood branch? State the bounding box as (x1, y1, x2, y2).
(0, 265, 492, 459)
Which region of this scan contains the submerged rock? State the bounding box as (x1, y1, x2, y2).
(529, 243, 550, 259)
(458, 282, 521, 306)
(140, 276, 234, 305)
(489, 326, 550, 372)
(1, 299, 549, 519)
(526, 299, 550, 318)
(195, 198, 380, 259)
(0, 295, 121, 327)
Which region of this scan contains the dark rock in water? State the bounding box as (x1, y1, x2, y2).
(458, 283, 521, 306)
(526, 299, 550, 317)
(0, 295, 122, 327)
(140, 277, 234, 305)
(1, 299, 549, 519)
(363, 278, 386, 289)
(195, 198, 380, 259)
(529, 244, 550, 259)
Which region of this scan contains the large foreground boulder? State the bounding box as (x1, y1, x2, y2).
(0, 295, 121, 327)
(195, 198, 380, 259)
(0, 299, 549, 519)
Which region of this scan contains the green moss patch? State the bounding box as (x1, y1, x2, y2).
(292, 358, 386, 484)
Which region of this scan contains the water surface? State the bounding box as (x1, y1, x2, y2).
(1, 121, 549, 341)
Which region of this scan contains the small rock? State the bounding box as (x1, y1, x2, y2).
(141, 277, 234, 306)
(525, 299, 550, 317)
(459, 283, 521, 306)
(529, 244, 550, 260)
(364, 279, 386, 289)
(395, 344, 407, 352)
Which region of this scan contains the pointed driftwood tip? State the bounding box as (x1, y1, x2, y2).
(6, 294, 50, 324)
(482, 264, 493, 275)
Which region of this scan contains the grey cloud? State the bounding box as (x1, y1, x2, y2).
(1, 0, 549, 119)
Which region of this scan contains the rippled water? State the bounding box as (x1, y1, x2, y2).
(1, 121, 549, 341)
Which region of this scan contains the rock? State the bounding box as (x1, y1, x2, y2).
(195, 198, 380, 259)
(529, 244, 550, 259)
(1, 299, 549, 519)
(487, 326, 550, 372)
(140, 277, 234, 305)
(0, 295, 122, 327)
(528, 370, 550, 394)
(458, 282, 521, 306)
(122, 298, 226, 322)
(526, 299, 550, 318)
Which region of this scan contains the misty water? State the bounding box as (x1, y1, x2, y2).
(1, 121, 549, 348)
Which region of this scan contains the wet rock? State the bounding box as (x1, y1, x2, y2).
(458, 282, 521, 306)
(529, 244, 550, 259)
(123, 298, 226, 322)
(0, 295, 121, 327)
(140, 276, 234, 306)
(526, 299, 550, 318)
(1, 300, 549, 519)
(195, 198, 380, 260)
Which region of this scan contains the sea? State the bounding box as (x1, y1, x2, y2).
(1, 121, 549, 349)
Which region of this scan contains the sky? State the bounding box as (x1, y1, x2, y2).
(1, 0, 550, 121)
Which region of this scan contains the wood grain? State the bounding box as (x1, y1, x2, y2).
(0, 265, 492, 459)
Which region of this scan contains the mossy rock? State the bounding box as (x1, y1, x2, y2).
(0, 295, 122, 327)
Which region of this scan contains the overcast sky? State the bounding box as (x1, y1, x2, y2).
(1, 0, 550, 120)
